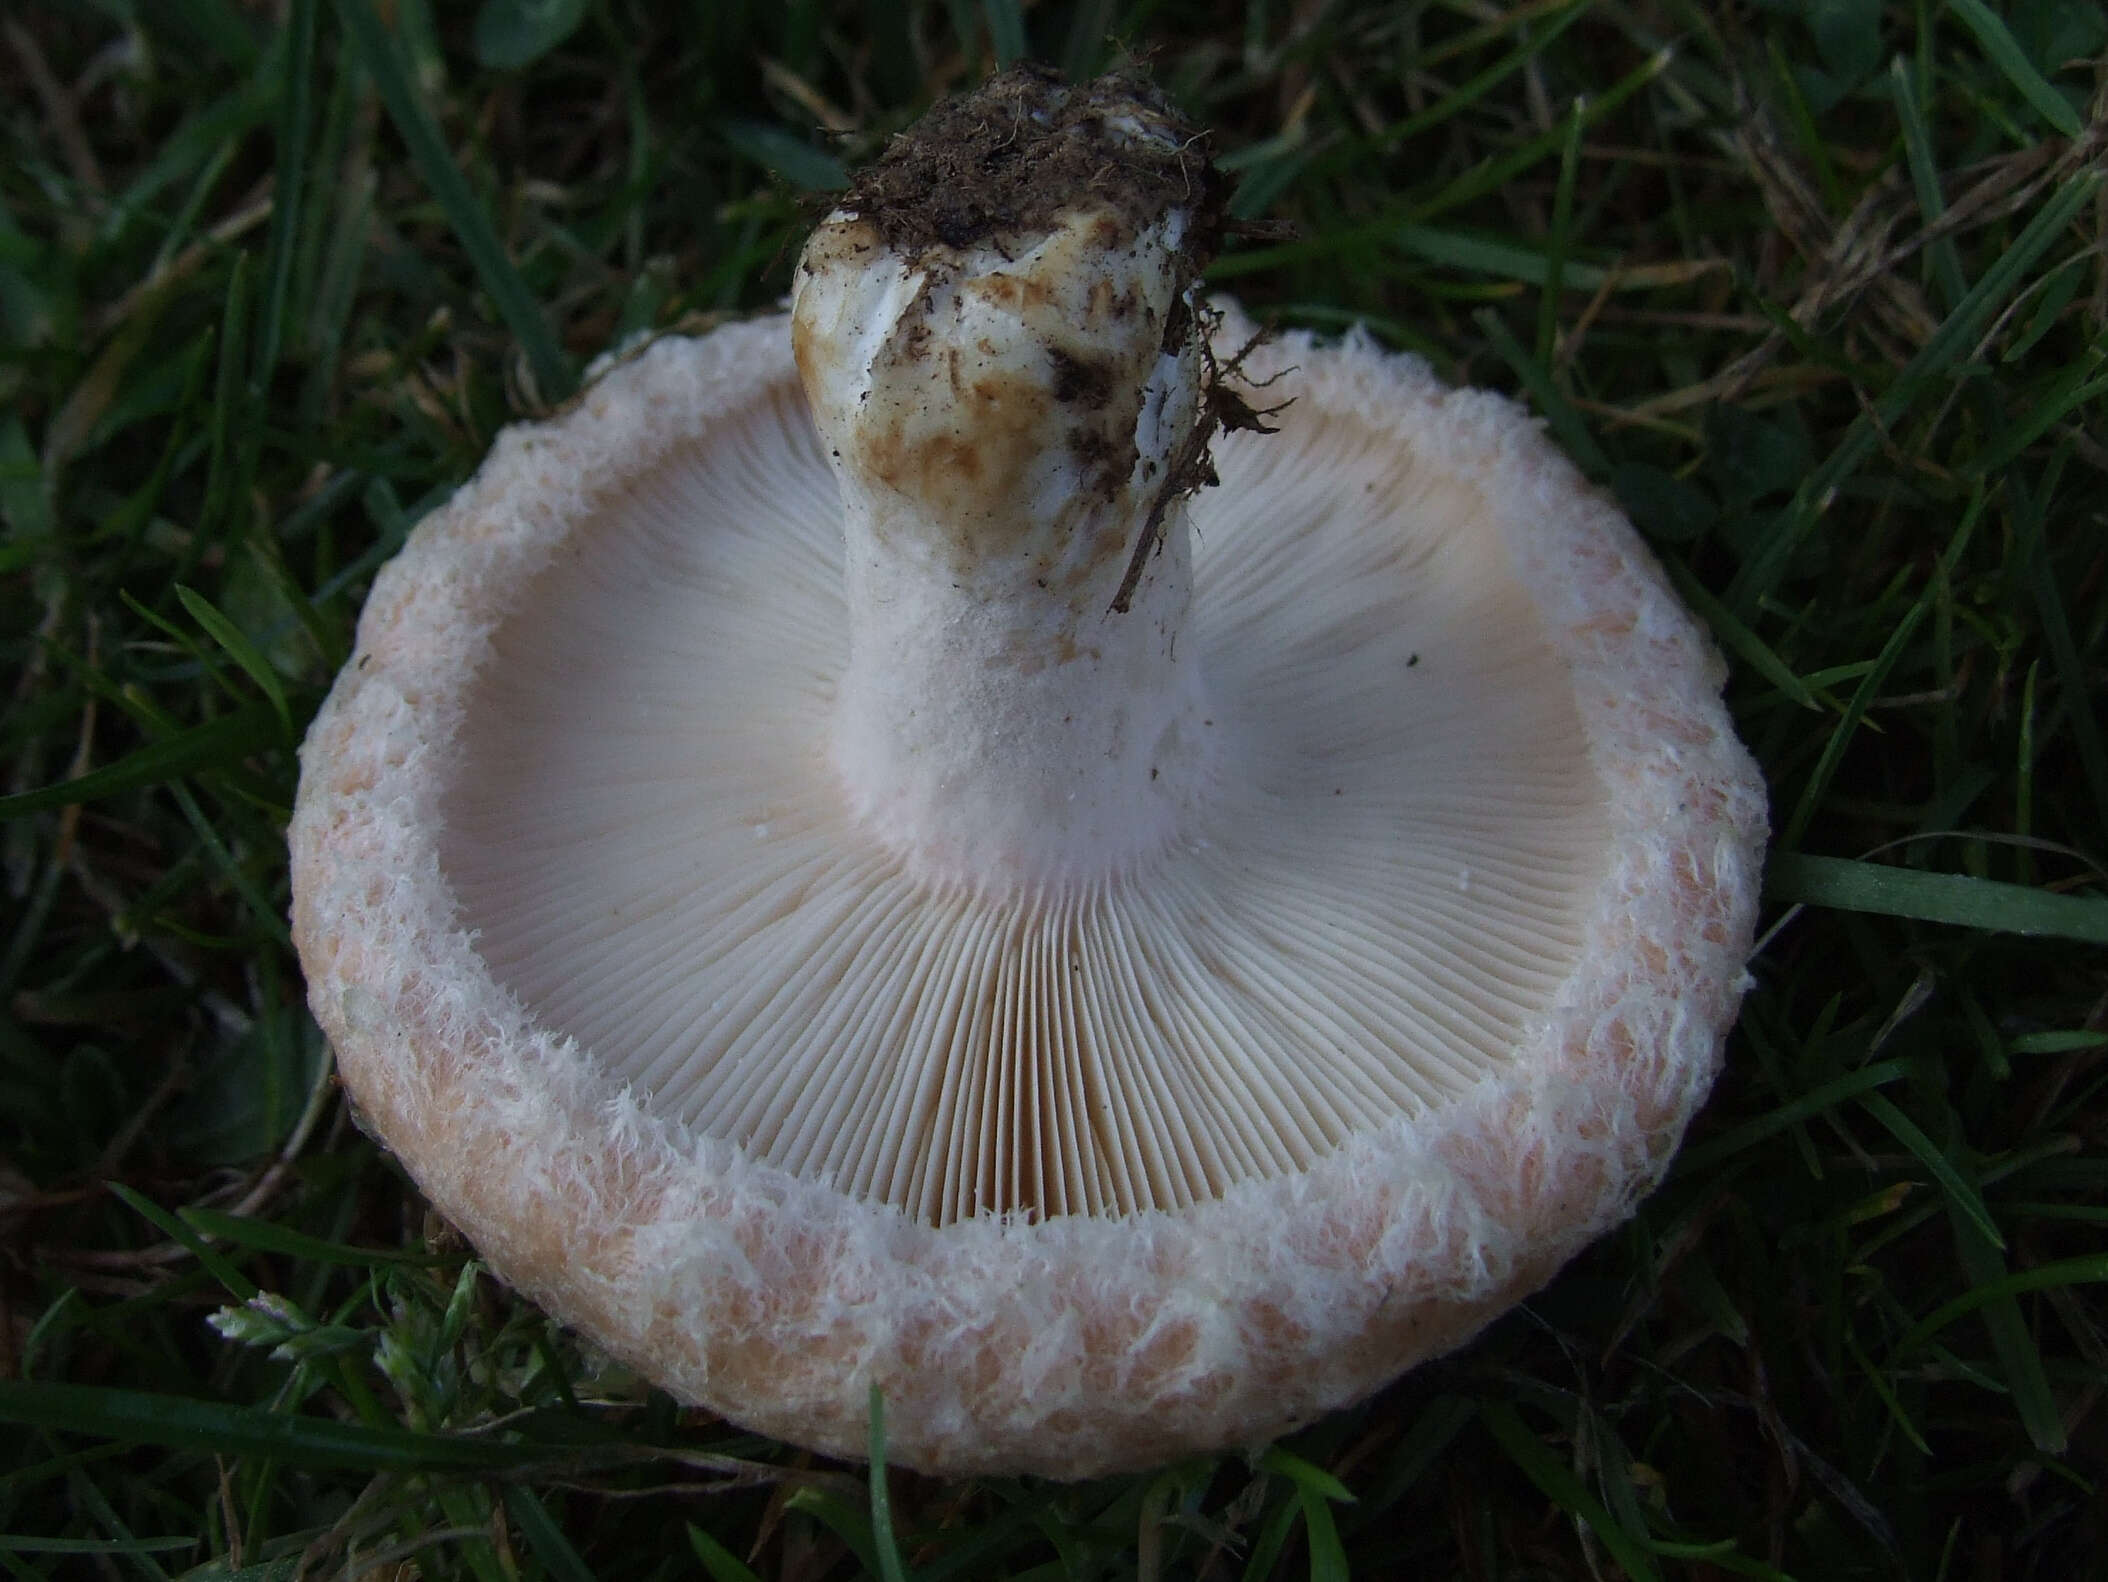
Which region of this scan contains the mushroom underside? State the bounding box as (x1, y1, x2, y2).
(440, 357, 1609, 1227)
(290, 312, 1766, 1476)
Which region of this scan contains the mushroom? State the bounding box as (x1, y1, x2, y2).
(290, 68, 1766, 1478)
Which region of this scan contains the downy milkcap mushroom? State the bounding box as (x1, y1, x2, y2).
(290, 67, 1767, 1477)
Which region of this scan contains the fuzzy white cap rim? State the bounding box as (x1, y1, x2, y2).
(289, 306, 1767, 1478)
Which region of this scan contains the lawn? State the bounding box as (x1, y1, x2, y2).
(1, 1, 2104, 1577)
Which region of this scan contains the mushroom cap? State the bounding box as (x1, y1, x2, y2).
(290, 306, 1766, 1478)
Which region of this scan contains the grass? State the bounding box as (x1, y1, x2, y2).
(1, 0, 2104, 1576)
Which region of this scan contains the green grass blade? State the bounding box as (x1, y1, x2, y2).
(1536, 98, 1583, 369)
(1481, 1402, 1659, 1582)
(2019, 464, 2108, 839)
(1944, 1205, 2068, 1454)
(161, 0, 264, 67)
(0, 417, 50, 541)
(252, 0, 319, 384)
(0, 702, 281, 821)
(911, 1502, 1045, 1582)
(981, 0, 1027, 65)
(2009, 1030, 2108, 1056)
(1766, 855, 2108, 942)
(0, 1538, 196, 1556)
(1378, 1, 1589, 150)
(1391, 225, 1609, 291)
(0, 1383, 545, 1471)
(472, 0, 591, 69)
(720, 121, 849, 192)
(199, 253, 250, 556)
(1674, 1058, 1912, 1176)
(867, 1385, 910, 1582)
(1413, 47, 1671, 223)
(1228, 140, 1317, 224)
(1857, 1093, 2002, 1250)
(2002, 256, 2085, 364)
(1473, 307, 1608, 476)
(1734, 170, 2100, 603)
(1356, 1394, 1475, 1517)
(167, 780, 294, 947)
(1058, 0, 1117, 77)
(1259, 1446, 1355, 1506)
(1765, 31, 1841, 209)
(1846, 1330, 1932, 1456)
(783, 1488, 881, 1579)
(1892, 1253, 2108, 1355)
(1779, 590, 1931, 850)
(1900, 171, 2099, 393)
(175, 586, 293, 738)
(105, 80, 272, 231)
(1966, 353, 2107, 477)
(1295, 1484, 1348, 1582)
(119, 587, 228, 690)
(1658, 556, 1819, 711)
(181, 1209, 443, 1268)
(106, 1184, 257, 1299)
(943, 0, 978, 59)
(1888, 57, 1967, 308)
(1219, 53, 1663, 284)
(1946, 0, 2084, 136)
(57, 1467, 173, 1581)
(331, 0, 571, 399)
(243, 528, 346, 674)
(503, 1487, 595, 1582)
(1241, 1493, 1302, 1582)
(686, 1525, 763, 1582)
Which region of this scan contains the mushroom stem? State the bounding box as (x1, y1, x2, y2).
(790, 70, 1228, 892)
